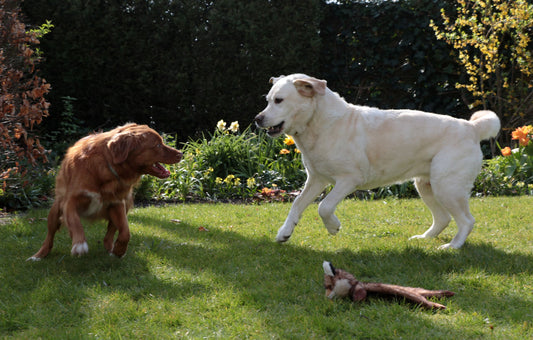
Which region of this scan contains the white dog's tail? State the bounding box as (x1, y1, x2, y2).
(469, 110, 500, 141)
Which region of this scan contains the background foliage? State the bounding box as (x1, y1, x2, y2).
(21, 0, 322, 141)
(431, 0, 533, 143)
(1, 0, 531, 209)
(320, 0, 467, 117)
(20, 0, 480, 144)
(0, 0, 51, 209)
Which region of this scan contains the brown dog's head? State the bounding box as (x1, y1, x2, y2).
(107, 123, 182, 178)
(323, 261, 367, 301)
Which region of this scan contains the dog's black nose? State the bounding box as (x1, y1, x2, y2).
(254, 114, 264, 125)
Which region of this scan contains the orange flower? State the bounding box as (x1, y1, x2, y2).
(261, 187, 273, 195)
(283, 135, 295, 146)
(501, 146, 512, 157)
(295, 148, 301, 153)
(511, 126, 531, 146)
(279, 148, 290, 155)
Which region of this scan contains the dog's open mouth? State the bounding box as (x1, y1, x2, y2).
(267, 121, 284, 136)
(151, 162, 171, 179)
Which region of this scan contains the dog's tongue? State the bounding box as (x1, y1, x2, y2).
(153, 162, 170, 178)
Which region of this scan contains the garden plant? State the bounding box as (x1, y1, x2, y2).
(475, 125, 533, 196)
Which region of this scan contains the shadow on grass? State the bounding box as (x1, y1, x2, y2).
(133, 212, 533, 334)
(7, 209, 533, 338)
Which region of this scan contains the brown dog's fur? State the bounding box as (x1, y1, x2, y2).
(28, 123, 182, 260)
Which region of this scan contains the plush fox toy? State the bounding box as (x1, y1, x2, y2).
(323, 261, 454, 310)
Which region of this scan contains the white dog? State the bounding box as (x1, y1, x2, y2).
(254, 74, 500, 249)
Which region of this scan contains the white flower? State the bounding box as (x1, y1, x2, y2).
(229, 121, 239, 133)
(217, 119, 226, 131)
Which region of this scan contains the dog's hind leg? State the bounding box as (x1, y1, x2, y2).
(27, 201, 62, 261)
(434, 191, 475, 249)
(276, 174, 328, 243)
(426, 148, 480, 249)
(409, 177, 451, 241)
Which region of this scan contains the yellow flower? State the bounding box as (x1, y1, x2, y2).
(217, 120, 226, 131)
(234, 177, 241, 186)
(228, 121, 239, 133)
(279, 148, 290, 155)
(283, 135, 295, 146)
(215, 177, 223, 184)
(295, 148, 301, 153)
(224, 174, 235, 185)
(247, 177, 256, 188)
(501, 146, 512, 156)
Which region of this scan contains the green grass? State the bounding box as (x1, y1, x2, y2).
(1, 196, 532, 339)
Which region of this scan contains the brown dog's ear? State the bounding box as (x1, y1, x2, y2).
(107, 132, 137, 164)
(293, 78, 327, 97)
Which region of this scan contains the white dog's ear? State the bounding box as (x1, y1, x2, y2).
(269, 76, 285, 84)
(293, 78, 327, 97)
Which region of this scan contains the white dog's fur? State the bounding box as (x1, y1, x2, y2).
(255, 74, 500, 249)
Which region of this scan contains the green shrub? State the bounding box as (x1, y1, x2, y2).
(138, 121, 306, 202)
(0, 162, 55, 210)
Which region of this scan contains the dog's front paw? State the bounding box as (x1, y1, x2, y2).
(111, 241, 128, 258)
(71, 241, 89, 256)
(409, 234, 426, 240)
(325, 216, 341, 235)
(26, 256, 42, 262)
(326, 224, 341, 235)
(275, 232, 291, 243)
(276, 221, 296, 243)
(438, 242, 460, 250)
(275, 226, 293, 243)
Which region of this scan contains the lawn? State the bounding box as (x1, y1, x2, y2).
(1, 196, 532, 339)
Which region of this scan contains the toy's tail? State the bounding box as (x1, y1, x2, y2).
(469, 110, 500, 141)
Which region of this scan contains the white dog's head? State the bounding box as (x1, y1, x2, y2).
(254, 74, 327, 137)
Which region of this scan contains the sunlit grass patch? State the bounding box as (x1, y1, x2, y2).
(1, 196, 532, 338)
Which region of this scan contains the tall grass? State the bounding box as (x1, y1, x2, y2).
(2, 196, 532, 339)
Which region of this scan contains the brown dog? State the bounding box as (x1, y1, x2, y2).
(28, 123, 182, 260)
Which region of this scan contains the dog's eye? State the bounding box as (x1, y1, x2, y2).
(274, 98, 283, 104)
